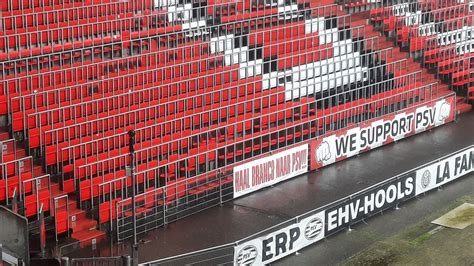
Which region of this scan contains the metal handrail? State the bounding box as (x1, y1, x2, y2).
(61, 255, 131, 266)
(145, 144, 473, 265)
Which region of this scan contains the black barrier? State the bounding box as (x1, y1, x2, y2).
(143, 145, 473, 265)
(325, 172, 415, 235)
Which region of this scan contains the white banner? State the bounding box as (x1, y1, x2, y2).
(313, 98, 454, 168)
(234, 210, 325, 265)
(415, 147, 473, 195)
(233, 144, 308, 198)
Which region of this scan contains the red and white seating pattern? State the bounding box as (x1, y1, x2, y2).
(0, 0, 465, 246)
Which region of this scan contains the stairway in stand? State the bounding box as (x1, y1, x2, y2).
(346, 10, 472, 114)
(0, 129, 105, 248)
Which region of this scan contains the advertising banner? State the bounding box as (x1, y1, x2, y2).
(234, 210, 325, 265)
(325, 173, 416, 234)
(233, 144, 308, 198)
(310, 97, 455, 170)
(415, 147, 473, 195)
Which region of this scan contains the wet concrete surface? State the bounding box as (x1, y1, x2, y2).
(275, 174, 474, 265)
(67, 112, 474, 263)
(276, 174, 473, 266)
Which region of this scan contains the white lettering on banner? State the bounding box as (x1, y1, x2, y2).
(415, 147, 474, 196)
(326, 175, 415, 233)
(315, 99, 452, 167)
(233, 144, 308, 198)
(234, 211, 325, 265)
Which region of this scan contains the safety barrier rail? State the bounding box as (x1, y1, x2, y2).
(108, 90, 452, 244)
(53, 194, 70, 242)
(144, 142, 473, 265)
(0, 243, 25, 266)
(61, 255, 132, 266)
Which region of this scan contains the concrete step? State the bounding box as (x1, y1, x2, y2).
(71, 229, 106, 248)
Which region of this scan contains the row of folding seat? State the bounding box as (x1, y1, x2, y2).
(430, 3, 472, 22)
(7, 15, 344, 117)
(98, 168, 233, 225)
(1, 37, 206, 93)
(3, 0, 451, 240)
(54, 84, 286, 171)
(45, 76, 264, 167)
(14, 17, 394, 143)
(368, 0, 472, 99)
(73, 64, 424, 201)
(0, 40, 134, 69)
(3, 41, 199, 107)
(4, 20, 318, 105)
(207, 0, 243, 17)
(425, 0, 472, 10)
(15, 56, 225, 130)
(340, 0, 374, 10)
(0, 22, 182, 60)
(0, 0, 75, 11)
(79, 99, 316, 206)
(43, 39, 412, 180)
(1, 1, 137, 30)
(0, 10, 329, 95)
(376, 0, 471, 33)
(65, 1, 454, 234)
(0, 146, 35, 203)
(2, 50, 187, 98)
(95, 80, 439, 216)
(0, 0, 152, 12)
(395, 4, 473, 40)
(207, 0, 298, 19)
(0, 12, 138, 48)
(1, 47, 114, 75)
(0, 0, 319, 52)
(451, 68, 473, 88)
(0, 2, 334, 61)
(64, 87, 290, 177)
(2, 57, 136, 96)
(437, 54, 473, 76)
(26, 64, 241, 148)
(18, 49, 342, 135)
(16, 20, 333, 138)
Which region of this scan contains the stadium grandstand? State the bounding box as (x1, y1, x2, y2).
(0, 0, 472, 264)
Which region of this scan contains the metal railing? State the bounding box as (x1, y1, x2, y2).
(108, 89, 448, 241)
(144, 144, 473, 265)
(0, 244, 25, 266)
(61, 256, 132, 266)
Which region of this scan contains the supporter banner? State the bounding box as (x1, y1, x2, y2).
(415, 147, 474, 195)
(234, 210, 325, 265)
(310, 97, 455, 170)
(325, 173, 415, 235)
(233, 144, 308, 198)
